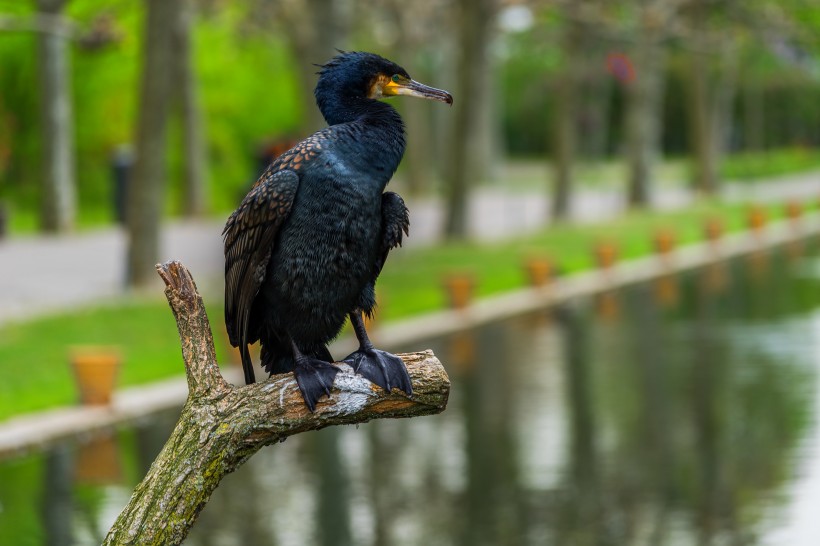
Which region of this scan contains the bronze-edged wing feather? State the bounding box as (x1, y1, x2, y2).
(223, 168, 299, 384)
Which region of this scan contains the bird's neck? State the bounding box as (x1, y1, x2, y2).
(322, 98, 407, 177)
(320, 96, 402, 130)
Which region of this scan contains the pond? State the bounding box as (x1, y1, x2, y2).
(1, 240, 819, 545)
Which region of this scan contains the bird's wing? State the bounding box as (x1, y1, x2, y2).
(374, 191, 410, 277)
(223, 168, 300, 382)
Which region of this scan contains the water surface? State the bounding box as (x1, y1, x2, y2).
(1, 241, 819, 545)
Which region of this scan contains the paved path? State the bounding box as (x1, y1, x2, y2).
(0, 171, 817, 325)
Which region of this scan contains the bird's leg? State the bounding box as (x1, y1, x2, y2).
(290, 338, 339, 412)
(343, 312, 413, 396)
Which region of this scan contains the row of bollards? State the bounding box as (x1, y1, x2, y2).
(68, 201, 814, 407)
(440, 200, 814, 312)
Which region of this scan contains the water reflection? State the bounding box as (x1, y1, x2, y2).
(0, 245, 819, 545)
(42, 447, 73, 546)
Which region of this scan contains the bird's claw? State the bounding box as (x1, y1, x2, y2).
(293, 358, 339, 412)
(343, 348, 413, 396)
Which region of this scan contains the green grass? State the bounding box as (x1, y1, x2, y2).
(376, 200, 798, 320)
(0, 198, 811, 422)
(720, 147, 820, 181)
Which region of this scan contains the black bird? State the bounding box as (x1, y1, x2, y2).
(223, 52, 453, 411)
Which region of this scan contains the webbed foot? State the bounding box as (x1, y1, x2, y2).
(343, 347, 413, 396)
(293, 357, 339, 412)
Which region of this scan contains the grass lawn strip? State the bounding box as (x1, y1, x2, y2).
(0, 199, 807, 422)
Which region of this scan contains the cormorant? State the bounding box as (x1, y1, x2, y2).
(223, 51, 453, 411)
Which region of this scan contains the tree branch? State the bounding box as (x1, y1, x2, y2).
(104, 261, 450, 545)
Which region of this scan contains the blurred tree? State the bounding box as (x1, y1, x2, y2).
(685, 1, 740, 196)
(444, 0, 499, 239)
(371, 0, 454, 196)
(550, 1, 584, 222)
(126, 0, 183, 287)
(36, 0, 76, 233)
(622, 0, 680, 208)
(259, 0, 352, 135)
(577, 40, 613, 160)
(175, 0, 208, 217)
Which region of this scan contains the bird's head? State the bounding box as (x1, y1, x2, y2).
(315, 51, 452, 125)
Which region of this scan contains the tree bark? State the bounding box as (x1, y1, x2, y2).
(687, 1, 738, 197)
(175, 0, 208, 217)
(551, 9, 584, 223)
(126, 0, 182, 287)
(711, 41, 738, 167)
(743, 81, 764, 151)
(36, 0, 76, 233)
(688, 49, 718, 195)
(580, 50, 613, 160)
(276, 0, 352, 135)
(103, 262, 450, 545)
(444, 0, 497, 239)
(401, 78, 434, 196)
(624, 34, 666, 208)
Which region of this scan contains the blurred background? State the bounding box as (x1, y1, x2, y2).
(1, 0, 820, 544)
(0, 0, 818, 243)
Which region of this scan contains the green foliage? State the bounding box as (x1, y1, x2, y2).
(0, 1, 303, 230)
(192, 6, 302, 212)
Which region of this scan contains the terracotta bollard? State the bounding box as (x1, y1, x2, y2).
(747, 205, 767, 234)
(653, 228, 676, 256)
(443, 273, 475, 310)
(70, 346, 122, 405)
(523, 256, 552, 287)
(786, 201, 802, 228)
(704, 217, 723, 243)
(785, 200, 801, 218)
(594, 241, 619, 269)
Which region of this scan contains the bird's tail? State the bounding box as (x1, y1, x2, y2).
(240, 343, 256, 385)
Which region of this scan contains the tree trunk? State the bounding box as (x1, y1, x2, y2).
(126, 0, 182, 287)
(688, 50, 718, 195)
(687, 1, 738, 198)
(624, 33, 666, 208)
(551, 12, 583, 223)
(36, 0, 76, 233)
(581, 48, 613, 159)
(743, 81, 764, 151)
(103, 261, 450, 545)
(280, 0, 351, 135)
(473, 49, 501, 183)
(176, 0, 208, 217)
(551, 74, 576, 222)
(401, 82, 434, 196)
(711, 42, 738, 166)
(444, 0, 497, 239)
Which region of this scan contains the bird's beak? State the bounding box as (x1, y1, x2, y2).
(385, 78, 453, 105)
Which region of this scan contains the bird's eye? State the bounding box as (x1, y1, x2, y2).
(391, 74, 400, 83)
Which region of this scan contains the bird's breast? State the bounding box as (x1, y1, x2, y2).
(268, 176, 381, 299)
